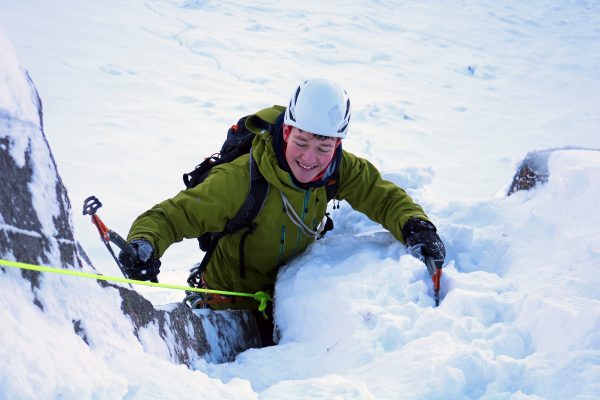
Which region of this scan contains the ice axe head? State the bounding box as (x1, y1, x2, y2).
(83, 196, 110, 242)
(83, 196, 102, 216)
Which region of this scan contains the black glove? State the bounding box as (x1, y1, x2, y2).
(403, 217, 446, 268)
(118, 239, 161, 282)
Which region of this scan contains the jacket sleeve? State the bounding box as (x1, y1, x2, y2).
(126, 163, 248, 258)
(337, 151, 430, 243)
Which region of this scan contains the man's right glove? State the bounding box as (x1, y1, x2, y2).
(118, 239, 161, 282)
(402, 217, 446, 268)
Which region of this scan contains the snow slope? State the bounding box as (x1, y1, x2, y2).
(1, 0, 599, 398)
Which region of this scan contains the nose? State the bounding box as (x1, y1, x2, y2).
(299, 147, 319, 165)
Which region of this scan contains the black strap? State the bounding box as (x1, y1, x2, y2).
(187, 232, 223, 287)
(187, 152, 269, 287)
(238, 223, 257, 279)
(222, 152, 269, 235)
(232, 154, 268, 279)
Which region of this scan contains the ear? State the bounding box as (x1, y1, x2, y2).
(283, 125, 292, 142)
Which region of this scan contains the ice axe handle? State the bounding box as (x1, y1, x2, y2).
(425, 256, 442, 306)
(424, 256, 437, 277)
(108, 230, 136, 258)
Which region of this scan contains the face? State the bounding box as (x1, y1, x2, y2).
(284, 126, 338, 183)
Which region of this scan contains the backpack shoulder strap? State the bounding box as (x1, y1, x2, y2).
(187, 152, 269, 287)
(225, 152, 269, 278)
(223, 151, 269, 235)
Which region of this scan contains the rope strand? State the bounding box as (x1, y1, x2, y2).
(279, 191, 325, 239)
(0, 258, 272, 311)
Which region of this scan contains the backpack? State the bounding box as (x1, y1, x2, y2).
(184, 113, 339, 289)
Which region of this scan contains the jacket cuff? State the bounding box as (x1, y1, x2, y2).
(401, 217, 437, 242)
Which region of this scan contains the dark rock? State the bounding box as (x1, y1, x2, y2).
(1, 49, 261, 370)
(507, 150, 551, 196)
(102, 280, 260, 365)
(507, 148, 600, 196)
(72, 319, 90, 345)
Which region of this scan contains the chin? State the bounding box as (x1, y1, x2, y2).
(292, 168, 318, 183)
(294, 174, 314, 184)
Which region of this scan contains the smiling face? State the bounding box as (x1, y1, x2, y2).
(284, 125, 339, 183)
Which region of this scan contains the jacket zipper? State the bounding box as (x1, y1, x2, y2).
(294, 190, 311, 252)
(277, 224, 286, 264)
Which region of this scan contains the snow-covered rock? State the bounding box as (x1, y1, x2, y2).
(0, 30, 260, 398)
(507, 147, 600, 196)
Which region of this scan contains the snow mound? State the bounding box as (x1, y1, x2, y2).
(201, 149, 600, 399)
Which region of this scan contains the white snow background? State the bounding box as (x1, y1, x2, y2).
(1, 0, 600, 399)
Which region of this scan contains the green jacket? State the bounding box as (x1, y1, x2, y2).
(127, 106, 429, 308)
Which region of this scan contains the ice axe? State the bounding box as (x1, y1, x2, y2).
(82, 195, 136, 279)
(424, 255, 443, 306)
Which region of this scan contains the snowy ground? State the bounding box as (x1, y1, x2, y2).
(1, 0, 599, 399)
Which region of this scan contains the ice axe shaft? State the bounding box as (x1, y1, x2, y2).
(425, 256, 442, 306)
(83, 196, 135, 277)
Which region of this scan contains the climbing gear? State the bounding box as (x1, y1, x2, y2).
(0, 258, 272, 312)
(403, 217, 445, 306)
(425, 256, 443, 307)
(183, 271, 249, 309)
(83, 195, 136, 279)
(279, 191, 330, 239)
(284, 78, 351, 138)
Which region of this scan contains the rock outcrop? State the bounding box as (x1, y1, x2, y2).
(0, 31, 260, 369)
(507, 147, 600, 196)
(507, 150, 551, 195)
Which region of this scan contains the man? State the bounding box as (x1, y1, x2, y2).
(119, 78, 445, 346)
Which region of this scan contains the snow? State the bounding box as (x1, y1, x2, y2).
(0, 29, 65, 268)
(1, 0, 599, 399)
(0, 30, 39, 168)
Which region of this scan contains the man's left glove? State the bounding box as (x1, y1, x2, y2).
(403, 217, 446, 268)
(118, 239, 161, 282)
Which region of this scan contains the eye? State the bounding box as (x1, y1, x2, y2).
(318, 147, 333, 153)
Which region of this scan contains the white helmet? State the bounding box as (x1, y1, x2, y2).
(284, 78, 351, 139)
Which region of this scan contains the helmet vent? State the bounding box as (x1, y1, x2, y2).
(344, 98, 351, 119)
(337, 122, 349, 134)
(287, 99, 296, 122)
(293, 86, 301, 103)
(328, 105, 342, 127)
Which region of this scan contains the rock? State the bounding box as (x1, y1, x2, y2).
(108, 281, 260, 364)
(507, 150, 551, 196)
(507, 147, 600, 196)
(0, 30, 260, 369)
